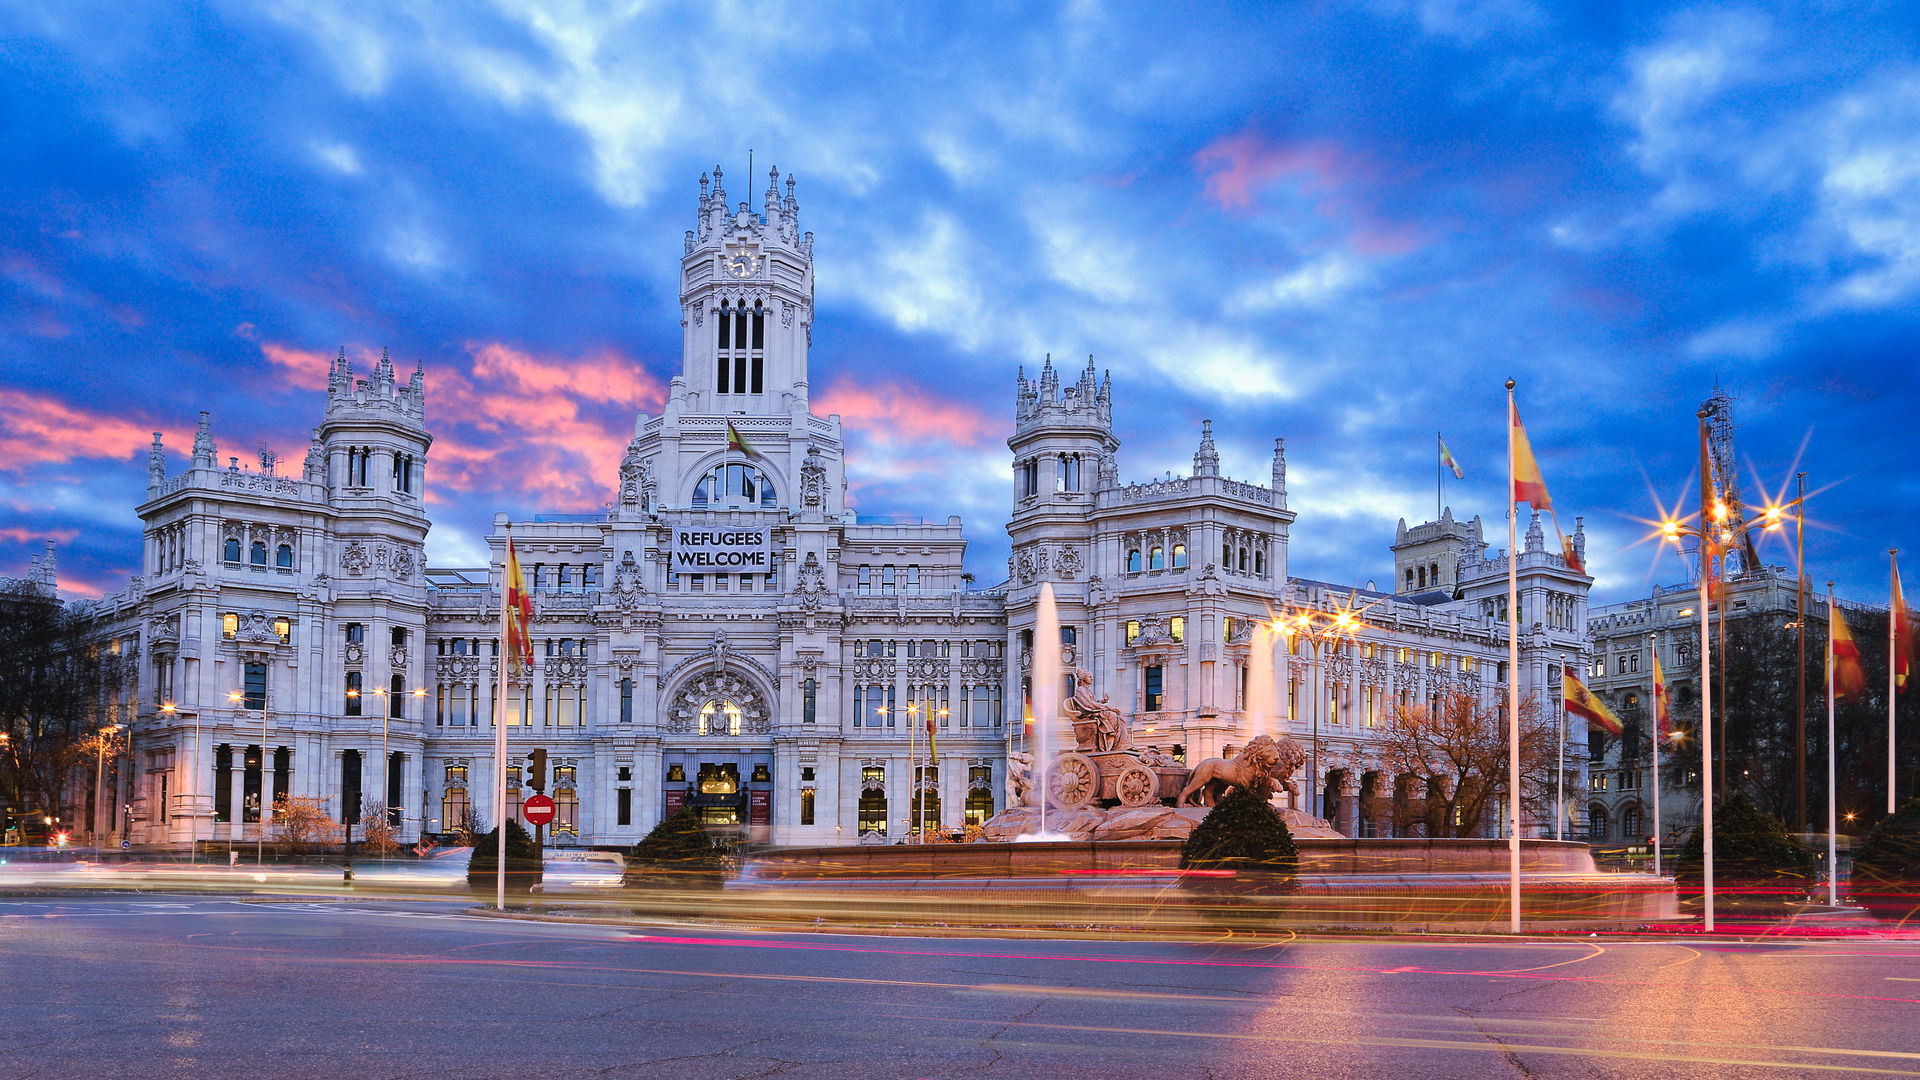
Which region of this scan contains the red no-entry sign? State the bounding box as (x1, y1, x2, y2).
(522, 794, 556, 826)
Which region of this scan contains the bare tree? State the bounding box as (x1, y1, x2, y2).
(359, 798, 400, 856)
(0, 583, 129, 834)
(273, 795, 340, 852)
(1372, 690, 1555, 837)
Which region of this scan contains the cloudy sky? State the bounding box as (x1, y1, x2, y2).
(3, 2, 1916, 607)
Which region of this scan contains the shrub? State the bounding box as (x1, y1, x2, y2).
(1180, 785, 1298, 892)
(627, 806, 728, 889)
(1850, 797, 1920, 923)
(1673, 791, 1816, 908)
(468, 820, 543, 893)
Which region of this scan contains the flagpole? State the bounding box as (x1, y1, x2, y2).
(1650, 633, 1663, 878)
(1555, 652, 1565, 842)
(494, 527, 512, 912)
(1505, 379, 1521, 933)
(1437, 431, 1443, 521)
(1827, 580, 1839, 908)
(1696, 408, 1716, 933)
(1891, 549, 1900, 816)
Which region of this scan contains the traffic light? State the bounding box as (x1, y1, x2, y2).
(527, 748, 547, 793)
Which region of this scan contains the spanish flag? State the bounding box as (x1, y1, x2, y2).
(1652, 650, 1672, 740)
(1510, 400, 1552, 510)
(726, 421, 754, 455)
(1565, 669, 1623, 735)
(1440, 436, 1465, 480)
(1896, 557, 1911, 693)
(504, 535, 534, 670)
(1831, 597, 1866, 701)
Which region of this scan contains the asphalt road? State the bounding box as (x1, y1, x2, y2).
(3, 897, 1919, 1079)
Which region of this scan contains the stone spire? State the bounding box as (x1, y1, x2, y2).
(191, 411, 216, 468)
(147, 432, 166, 489)
(27, 540, 55, 591)
(1525, 509, 1545, 554)
(329, 346, 352, 395)
(1193, 420, 1220, 477)
(375, 347, 395, 387)
(303, 428, 325, 482)
(1271, 437, 1287, 508)
(1573, 515, 1587, 565)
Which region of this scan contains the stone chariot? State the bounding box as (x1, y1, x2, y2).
(1047, 670, 1191, 810)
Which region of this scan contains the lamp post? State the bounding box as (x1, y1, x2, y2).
(1277, 601, 1366, 829)
(1556, 652, 1566, 842)
(906, 702, 918, 843)
(93, 723, 123, 848)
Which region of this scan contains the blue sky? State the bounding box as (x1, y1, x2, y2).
(3, 2, 1916, 607)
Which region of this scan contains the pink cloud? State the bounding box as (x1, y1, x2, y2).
(0, 527, 77, 545)
(260, 341, 333, 382)
(427, 342, 667, 510)
(814, 378, 998, 449)
(1194, 130, 1428, 256)
(0, 389, 185, 470)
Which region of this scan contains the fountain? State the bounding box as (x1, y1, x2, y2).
(1016, 582, 1073, 842)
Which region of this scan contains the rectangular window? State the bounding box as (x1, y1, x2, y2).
(243, 662, 267, 710)
(222, 612, 238, 640)
(751, 355, 763, 395)
(620, 678, 633, 724)
(906, 566, 920, 593)
(1170, 616, 1184, 643)
(882, 565, 896, 595)
(274, 617, 291, 645)
(800, 787, 816, 825)
(617, 788, 632, 826)
(345, 670, 362, 716)
(1125, 620, 1141, 645)
(346, 623, 364, 644)
(1144, 665, 1163, 712)
(858, 566, 871, 594)
(388, 675, 404, 718)
(803, 678, 817, 724)
(1329, 685, 1342, 725)
(341, 750, 361, 825)
(213, 744, 232, 822)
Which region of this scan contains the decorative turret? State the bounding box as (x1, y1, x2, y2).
(191, 411, 216, 468)
(1014, 355, 1111, 431)
(303, 428, 325, 482)
(1008, 354, 1117, 515)
(147, 432, 166, 489)
(1572, 515, 1587, 566)
(1193, 420, 1219, 477)
(1526, 509, 1546, 554)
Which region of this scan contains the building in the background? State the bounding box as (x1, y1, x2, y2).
(79, 166, 1595, 850)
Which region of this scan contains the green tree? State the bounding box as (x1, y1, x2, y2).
(1673, 790, 1817, 909)
(627, 805, 728, 889)
(1180, 785, 1298, 891)
(468, 820, 542, 891)
(1850, 796, 1920, 922)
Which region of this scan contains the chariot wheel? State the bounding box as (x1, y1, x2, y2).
(1047, 752, 1098, 810)
(1114, 763, 1158, 807)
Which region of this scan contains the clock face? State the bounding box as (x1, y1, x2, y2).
(723, 245, 760, 279)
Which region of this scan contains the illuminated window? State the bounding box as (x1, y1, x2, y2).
(1149, 546, 1165, 571)
(274, 618, 290, 645)
(1125, 620, 1141, 645)
(1169, 617, 1184, 643)
(1171, 543, 1187, 569)
(222, 612, 238, 639)
(345, 671, 362, 716)
(698, 699, 743, 736)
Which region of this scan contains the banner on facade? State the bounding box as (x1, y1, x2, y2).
(670, 526, 775, 574)
(664, 787, 687, 818)
(749, 789, 771, 826)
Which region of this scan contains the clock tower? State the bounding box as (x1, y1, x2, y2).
(677, 165, 815, 412)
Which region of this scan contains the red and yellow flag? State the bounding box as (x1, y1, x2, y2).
(726, 421, 754, 455)
(1830, 597, 1866, 701)
(1896, 557, 1911, 693)
(1510, 400, 1552, 510)
(1564, 670, 1623, 735)
(504, 535, 534, 670)
(1652, 650, 1672, 740)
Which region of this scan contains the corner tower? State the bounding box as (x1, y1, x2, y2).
(677, 165, 815, 414)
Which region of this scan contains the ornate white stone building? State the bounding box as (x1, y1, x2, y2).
(89, 166, 1598, 850)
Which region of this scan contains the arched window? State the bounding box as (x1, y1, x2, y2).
(1171, 543, 1187, 569)
(1254, 550, 1266, 576)
(1149, 546, 1164, 571)
(1238, 547, 1249, 573)
(1418, 566, 1428, 589)
(692, 463, 778, 508)
(1623, 806, 1641, 843)
(275, 544, 294, 569)
(224, 537, 241, 563)
(1587, 806, 1608, 841)
(1429, 562, 1440, 585)
(250, 541, 268, 566)
(1126, 549, 1142, 574)
(697, 699, 743, 736)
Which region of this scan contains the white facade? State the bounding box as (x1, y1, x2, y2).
(94, 166, 1596, 849)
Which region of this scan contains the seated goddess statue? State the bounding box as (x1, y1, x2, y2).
(1062, 669, 1130, 752)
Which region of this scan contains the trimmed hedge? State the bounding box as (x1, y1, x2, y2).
(626, 805, 729, 889)
(1180, 785, 1298, 893)
(468, 820, 543, 893)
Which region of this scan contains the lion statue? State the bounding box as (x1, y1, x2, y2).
(1177, 734, 1308, 807)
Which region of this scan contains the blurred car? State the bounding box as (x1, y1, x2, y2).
(541, 849, 626, 888)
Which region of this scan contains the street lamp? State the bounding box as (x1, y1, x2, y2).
(1657, 505, 1719, 931)
(1275, 599, 1368, 829)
